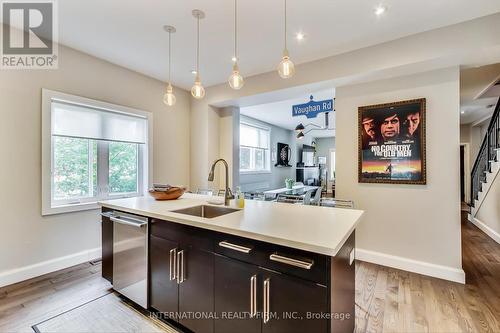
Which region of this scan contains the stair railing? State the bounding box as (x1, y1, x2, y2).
(471, 97, 500, 206)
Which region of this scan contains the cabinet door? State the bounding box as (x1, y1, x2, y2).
(101, 214, 113, 283)
(214, 255, 261, 333)
(178, 247, 214, 333)
(150, 235, 179, 319)
(261, 269, 328, 333)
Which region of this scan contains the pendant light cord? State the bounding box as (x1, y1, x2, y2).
(196, 15, 200, 74)
(168, 31, 172, 83)
(234, 0, 237, 60)
(284, 0, 287, 51)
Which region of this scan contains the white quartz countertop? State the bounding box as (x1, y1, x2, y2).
(98, 193, 364, 256)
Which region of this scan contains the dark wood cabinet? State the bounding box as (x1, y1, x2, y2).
(101, 211, 113, 283)
(214, 255, 262, 333)
(260, 268, 328, 333)
(150, 235, 179, 318)
(178, 247, 214, 333)
(104, 210, 355, 333)
(150, 220, 215, 333)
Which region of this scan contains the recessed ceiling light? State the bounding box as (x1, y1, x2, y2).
(461, 110, 465, 114)
(296, 32, 305, 41)
(191, 70, 197, 74)
(231, 56, 237, 62)
(374, 5, 387, 16)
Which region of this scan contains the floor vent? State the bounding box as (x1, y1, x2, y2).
(89, 259, 102, 266)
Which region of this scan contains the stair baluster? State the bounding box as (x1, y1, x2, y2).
(471, 97, 500, 206)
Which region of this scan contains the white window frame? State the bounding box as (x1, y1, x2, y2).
(329, 149, 336, 181)
(239, 121, 271, 174)
(42, 89, 153, 215)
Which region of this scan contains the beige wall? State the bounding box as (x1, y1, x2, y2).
(460, 124, 471, 144)
(191, 13, 500, 194)
(0, 44, 190, 282)
(335, 68, 462, 275)
(187, 15, 500, 282)
(475, 170, 500, 241)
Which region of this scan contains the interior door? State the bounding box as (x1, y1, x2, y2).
(260, 268, 329, 333)
(150, 235, 179, 319)
(178, 246, 214, 333)
(214, 255, 262, 333)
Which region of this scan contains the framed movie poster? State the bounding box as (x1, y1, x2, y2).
(358, 98, 426, 184)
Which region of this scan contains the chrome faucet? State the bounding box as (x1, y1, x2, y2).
(208, 159, 234, 206)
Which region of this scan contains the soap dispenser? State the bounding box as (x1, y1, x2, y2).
(236, 186, 245, 208)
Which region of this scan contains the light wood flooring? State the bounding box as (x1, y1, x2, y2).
(1, 211, 499, 332)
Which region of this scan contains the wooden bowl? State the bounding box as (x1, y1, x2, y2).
(149, 186, 186, 200)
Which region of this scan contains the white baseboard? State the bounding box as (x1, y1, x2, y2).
(471, 217, 500, 244)
(467, 213, 473, 222)
(0, 247, 101, 288)
(356, 248, 465, 284)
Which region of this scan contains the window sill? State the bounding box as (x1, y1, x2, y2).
(43, 195, 142, 216)
(42, 202, 100, 216)
(240, 170, 272, 175)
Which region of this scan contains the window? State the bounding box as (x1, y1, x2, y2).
(42, 89, 151, 215)
(330, 149, 336, 180)
(239, 122, 271, 173)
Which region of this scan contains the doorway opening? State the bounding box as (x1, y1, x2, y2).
(212, 83, 337, 204)
(459, 143, 470, 206)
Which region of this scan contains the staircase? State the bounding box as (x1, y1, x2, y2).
(470, 98, 500, 217)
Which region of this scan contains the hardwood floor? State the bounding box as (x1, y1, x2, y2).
(356, 211, 500, 333)
(0, 261, 112, 332)
(0, 211, 498, 332)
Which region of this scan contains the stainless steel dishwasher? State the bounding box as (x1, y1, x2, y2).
(111, 211, 148, 308)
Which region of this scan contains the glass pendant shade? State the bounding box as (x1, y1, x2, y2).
(228, 63, 244, 89)
(278, 50, 295, 79)
(191, 75, 205, 99)
(278, 0, 295, 79)
(163, 25, 176, 107)
(163, 83, 176, 106)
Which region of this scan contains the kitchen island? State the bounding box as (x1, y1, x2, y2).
(99, 193, 363, 333)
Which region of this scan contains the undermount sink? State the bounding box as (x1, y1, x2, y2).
(172, 205, 239, 219)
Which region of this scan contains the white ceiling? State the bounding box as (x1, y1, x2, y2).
(240, 89, 335, 138)
(49, 0, 500, 89)
(460, 64, 500, 125)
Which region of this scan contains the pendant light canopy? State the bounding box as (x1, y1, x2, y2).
(191, 9, 206, 99)
(228, 0, 244, 89)
(277, 0, 295, 79)
(163, 25, 176, 106)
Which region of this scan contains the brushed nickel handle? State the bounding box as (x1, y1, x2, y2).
(263, 278, 270, 324)
(100, 212, 114, 218)
(110, 216, 147, 228)
(176, 250, 181, 284)
(269, 253, 313, 270)
(218, 241, 252, 254)
(177, 250, 185, 284)
(250, 275, 257, 317)
(169, 248, 177, 281)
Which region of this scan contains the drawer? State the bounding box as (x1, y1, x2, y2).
(214, 233, 328, 285)
(151, 219, 214, 252)
(261, 242, 328, 285)
(214, 233, 264, 266)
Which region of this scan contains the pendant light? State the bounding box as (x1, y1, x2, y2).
(277, 0, 295, 79)
(163, 25, 176, 106)
(228, 0, 244, 89)
(191, 9, 205, 99)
